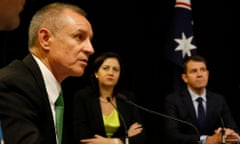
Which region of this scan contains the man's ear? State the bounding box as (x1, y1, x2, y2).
(38, 28, 52, 50)
(181, 73, 187, 83)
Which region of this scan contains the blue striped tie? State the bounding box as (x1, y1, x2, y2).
(196, 97, 205, 133)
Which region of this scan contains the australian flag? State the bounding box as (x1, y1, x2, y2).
(165, 0, 197, 67)
(165, 0, 197, 90)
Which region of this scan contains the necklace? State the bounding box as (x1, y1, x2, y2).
(99, 97, 109, 103)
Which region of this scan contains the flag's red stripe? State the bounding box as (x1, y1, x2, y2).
(175, 2, 191, 9)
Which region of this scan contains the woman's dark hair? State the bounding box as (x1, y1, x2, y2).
(89, 51, 125, 97)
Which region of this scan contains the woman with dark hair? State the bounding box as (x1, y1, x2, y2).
(73, 51, 145, 144)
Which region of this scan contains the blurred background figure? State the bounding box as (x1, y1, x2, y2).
(0, 0, 26, 31)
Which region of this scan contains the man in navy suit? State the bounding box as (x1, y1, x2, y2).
(0, 2, 94, 144)
(164, 55, 240, 144)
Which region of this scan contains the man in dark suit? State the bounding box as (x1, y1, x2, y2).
(0, 2, 94, 144)
(164, 55, 240, 144)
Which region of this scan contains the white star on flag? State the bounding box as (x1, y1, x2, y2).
(164, 0, 198, 90)
(174, 32, 197, 58)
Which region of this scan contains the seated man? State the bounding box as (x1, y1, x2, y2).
(164, 55, 240, 144)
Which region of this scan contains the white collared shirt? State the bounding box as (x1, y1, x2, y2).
(188, 87, 207, 143)
(188, 87, 207, 117)
(32, 55, 61, 143)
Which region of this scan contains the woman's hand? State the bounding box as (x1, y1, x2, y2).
(127, 122, 143, 137)
(80, 134, 123, 144)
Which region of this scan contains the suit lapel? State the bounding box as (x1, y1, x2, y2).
(181, 89, 198, 125)
(22, 54, 48, 99)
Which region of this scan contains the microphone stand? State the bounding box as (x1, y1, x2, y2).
(220, 116, 225, 144)
(106, 97, 129, 144)
(117, 93, 201, 144)
(221, 129, 225, 144)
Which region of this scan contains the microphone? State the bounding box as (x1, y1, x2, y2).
(117, 93, 201, 144)
(219, 114, 225, 144)
(106, 97, 129, 144)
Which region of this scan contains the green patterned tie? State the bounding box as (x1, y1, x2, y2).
(55, 92, 64, 144)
